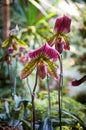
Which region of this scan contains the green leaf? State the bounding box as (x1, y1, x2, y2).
(20, 57, 39, 79)
(45, 59, 58, 80)
(13, 36, 27, 47)
(29, 0, 47, 16)
(27, 1, 38, 25)
(2, 37, 12, 47)
(21, 119, 31, 129)
(35, 13, 56, 25)
(62, 109, 85, 128)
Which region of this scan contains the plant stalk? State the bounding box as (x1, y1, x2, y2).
(58, 55, 63, 130)
(47, 75, 51, 118)
(31, 70, 38, 130)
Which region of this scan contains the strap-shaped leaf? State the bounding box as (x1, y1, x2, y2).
(13, 36, 27, 47)
(2, 37, 12, 47)
(20, 58, 39, 79)
(45, 59, 58, 80)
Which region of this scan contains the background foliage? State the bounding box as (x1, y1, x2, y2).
(0, 0, 86, 130)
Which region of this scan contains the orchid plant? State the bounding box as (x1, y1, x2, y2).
(3, 15, 84, 130)
(21, 15, 71, 130)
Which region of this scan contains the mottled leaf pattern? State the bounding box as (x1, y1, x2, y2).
(20, 57, 39, 79)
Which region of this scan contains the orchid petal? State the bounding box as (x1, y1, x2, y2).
(54, 15, 71, 34)
(2, 37, 12, 47)
(72, 75, 86, 86)
(43, 43, 60, 61)
(37, 62, 47, 79)
(45, 59, 58, 80)
(20, 57, 39, 79)
(29, 43, 59, 62)
(13, 36, 27, 47)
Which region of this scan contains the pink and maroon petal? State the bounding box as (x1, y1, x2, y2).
(55, 38, 64, 54)
(43, 43, 60, 62)
(72, 75, 86, 86)
(29, 43, 60, 62)
(37, 62, 47, 79)
(54, 15, 71, 34)
(29, 45, 44, 59)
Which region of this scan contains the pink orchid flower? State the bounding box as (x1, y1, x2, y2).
(20, 43, 60, 80)
(72, 75, 86, 86)
(49, 15, 71, 53)
(54, 15, 71, 34)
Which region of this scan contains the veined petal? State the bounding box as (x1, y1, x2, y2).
(29, 43, 60, 61)
(54, 15, 71, 34)
(13, 36, 27, 47)
(62, 34, 70, 50)
(20, 57, 39, 79)
(45, 59, 58, 80)
(37, 62, 47, 79)
(43, 43, 60, 61)
(29, 45, 44, 59)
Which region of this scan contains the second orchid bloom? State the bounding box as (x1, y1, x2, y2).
(49, 15, 71, 54)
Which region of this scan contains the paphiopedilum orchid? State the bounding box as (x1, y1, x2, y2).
(2, 25, 26, 50)
(48, 15, 71, 54)
(20, 43, 60, 80)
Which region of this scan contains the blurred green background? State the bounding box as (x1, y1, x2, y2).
(0, 0, 86, 129)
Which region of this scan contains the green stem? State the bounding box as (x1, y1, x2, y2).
(31, 70, 38, 130)
(47, 75, 51, 118)
(58, 55, 63, 130)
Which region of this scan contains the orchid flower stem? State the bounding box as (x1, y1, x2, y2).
(47, 75, 51, 118)
(31, 70, 38, 130)
(58, 55, 63, 130)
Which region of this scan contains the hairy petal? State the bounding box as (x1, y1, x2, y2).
(62, 35, 70, 50)
(72, 75, 86, 86)
(45, 59, 58, 80)
(54, 15, 71, 34)
(20, 57, 38, 79)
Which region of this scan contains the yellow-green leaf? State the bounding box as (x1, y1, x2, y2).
(13, 36, 27, 47)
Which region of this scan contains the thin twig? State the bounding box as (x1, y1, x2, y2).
(58, 55, 63, 130)
(47, 75, 51, 118)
